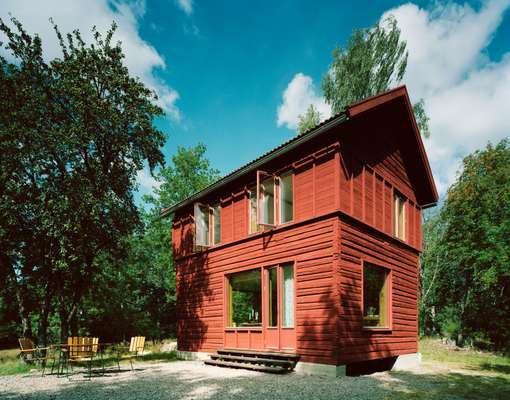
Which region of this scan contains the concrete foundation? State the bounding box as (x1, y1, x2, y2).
(391, 352, 422, 371)
(294, 361, 346, 377)
(176, 350, 210, 361)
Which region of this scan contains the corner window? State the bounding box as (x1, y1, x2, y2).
(279, 173, 293, 224)
(195, 203, 221, 248)
(363, 263, 390, 328)
(394, 192, 406, 241)
(227, 269, 262, 327)
(212, 204, 221, 245)
(194, 204, 210, 247)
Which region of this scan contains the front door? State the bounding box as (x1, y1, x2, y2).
(264, 263, 296, 351)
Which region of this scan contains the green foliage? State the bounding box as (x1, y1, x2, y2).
(421, 139, 510, 350)
(320, 15, 429, 137)
(322, 16, 407, 113)
(75, 144, 220, 342)
(0, 17, 165, 344)
(297, 104, 321, 134)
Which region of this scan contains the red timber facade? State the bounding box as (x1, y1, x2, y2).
(163, 86, 438, 375)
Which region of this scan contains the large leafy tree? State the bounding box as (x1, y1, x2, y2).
(421, 139, 510, 349)
(299, 16, 430, 138)
(84, 144, 221, 341)
(0, 17, 165, 343)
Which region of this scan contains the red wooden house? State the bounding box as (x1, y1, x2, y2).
(162, 86, 438, 376)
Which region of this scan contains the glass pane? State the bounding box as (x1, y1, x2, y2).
(249, 188, 258, 233)
(267, 268, 278, 327)
(363, 263, 389, 327)
(213, 204, 221, 245)
(282, 264, 294, 327)
(228, 269, 262, 327)
(399, 199, 405, 240)
(196, 205, 209, 246)
(280, 173, 293, 223)
(259, 178, 274, 225)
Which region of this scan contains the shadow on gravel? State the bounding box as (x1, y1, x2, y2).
(2, 363, 509, 400)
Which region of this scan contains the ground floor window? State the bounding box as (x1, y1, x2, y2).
(227, 269, 262, 327)
(363, 262, 390, 328)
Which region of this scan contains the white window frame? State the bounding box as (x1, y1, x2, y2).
(194, 203, 210, 248)
(278, 171, 294, 225)
(256, 170, 276, 228)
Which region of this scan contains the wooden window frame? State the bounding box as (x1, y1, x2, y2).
(361, 260, 392, 332)
(225, 267, 263, 329)
(194, 202, 210, 249)
(211, 203, 221, 246)
(257, 170, 276, 228)
(393, 191, 406, 241)
(278, 171, 294, 225)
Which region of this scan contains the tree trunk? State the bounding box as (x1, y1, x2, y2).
(38, 285, 52, 347)
(59, 300, 69, 343)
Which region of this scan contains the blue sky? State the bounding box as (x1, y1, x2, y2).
(2, 0, 510, 204)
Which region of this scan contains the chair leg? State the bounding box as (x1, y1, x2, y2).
(41, 360, 46, 377)
(130, 358, 133, 371)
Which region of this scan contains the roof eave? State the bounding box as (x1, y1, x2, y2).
(160, 112, 348, 218)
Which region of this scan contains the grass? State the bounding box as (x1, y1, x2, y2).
(382, 338, 510, 400)
(420, 337, 510, 372)
(0, 348, 35, 376)
(0, 339, 178, 376)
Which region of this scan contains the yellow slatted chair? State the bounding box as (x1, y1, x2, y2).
(66, 336, 101, 378)
(18, 338, 56, 376)
(117, 336, 145, 371)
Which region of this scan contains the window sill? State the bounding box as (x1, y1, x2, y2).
(362, 326, 392, 333)
(225, 327, 263, 331)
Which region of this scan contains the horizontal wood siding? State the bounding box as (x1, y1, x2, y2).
(338, 216, 419, 364)
(176, 217, 337, 364)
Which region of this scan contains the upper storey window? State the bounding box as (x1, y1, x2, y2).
(194, 203, 221, 248)
(279, 172, 293, 224)
(393, 192, 406, 241)
(258, 174, 275, 227)
(250, 171, 294, 233)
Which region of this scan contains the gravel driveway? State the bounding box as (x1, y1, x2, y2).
(0, 360, 433, 400)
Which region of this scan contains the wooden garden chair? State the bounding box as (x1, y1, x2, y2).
(116, 336, 145, 371)
(18, 338, 56, 376)
(65, 336, 103, 378)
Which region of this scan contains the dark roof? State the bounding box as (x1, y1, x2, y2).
(160, 85, 438, 218)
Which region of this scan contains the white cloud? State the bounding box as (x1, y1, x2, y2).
(136, 165, 161, 194)
(0, 0, 180, 119)
(176, 0, 193, 15)
(277, 73, 331, 130)
(382, 0, 510, 194)
(277, 1, 510, 196)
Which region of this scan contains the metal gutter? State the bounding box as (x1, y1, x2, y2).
(160, 112, 348, 218)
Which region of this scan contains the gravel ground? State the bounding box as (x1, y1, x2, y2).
(0, 361, 439, 400)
